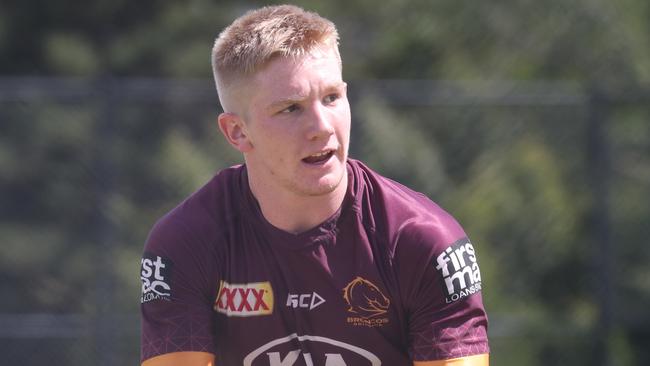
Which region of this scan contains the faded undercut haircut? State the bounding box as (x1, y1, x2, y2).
(211, 4, 340, 111)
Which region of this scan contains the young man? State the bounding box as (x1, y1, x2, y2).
(140, 5, 489, 366)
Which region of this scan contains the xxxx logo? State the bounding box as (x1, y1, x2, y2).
(214, 281, 274, 317)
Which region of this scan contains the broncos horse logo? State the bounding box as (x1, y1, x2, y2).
(342, 277, 390, 318)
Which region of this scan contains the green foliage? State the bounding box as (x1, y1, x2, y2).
(45, 33, 99, 76)
(355, 95, 448, 196)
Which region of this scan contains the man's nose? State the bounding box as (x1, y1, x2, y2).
(306, 104, 335, 140)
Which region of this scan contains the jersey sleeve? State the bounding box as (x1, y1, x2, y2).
(394, 217, 489, 362)
(140, 215, 219, 362)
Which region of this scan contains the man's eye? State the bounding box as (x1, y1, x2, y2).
(324, 94, 339, 104)
(281, 104, 299, 113)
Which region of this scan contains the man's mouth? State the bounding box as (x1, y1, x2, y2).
(302, 150, 335, 165)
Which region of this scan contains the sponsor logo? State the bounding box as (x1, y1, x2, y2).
(243, 333, 381, 366)
(342, 277, 390, 327)
(286, 292, 326, 310)
(435, 238, 483, 303)
(140, 253, 172, 303)
(214, 281, 274, 317)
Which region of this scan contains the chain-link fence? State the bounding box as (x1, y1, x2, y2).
(1, 77, 649, 366)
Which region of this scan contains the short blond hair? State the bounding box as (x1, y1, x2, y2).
(212, 5, 340, 111)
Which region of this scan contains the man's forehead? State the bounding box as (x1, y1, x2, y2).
(251, 54, 343, 95)
(261, 51, 340, 77)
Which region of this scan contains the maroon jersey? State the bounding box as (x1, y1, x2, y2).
(140, 159, 489, 365)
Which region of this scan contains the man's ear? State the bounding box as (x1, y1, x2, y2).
(217, 112, 253, 153)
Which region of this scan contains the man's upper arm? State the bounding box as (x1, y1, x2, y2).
(395, 219, 489, 362)
(413, 353, 489, 366)
(140, 215, 219, 362)
(141, 351, 215, 366)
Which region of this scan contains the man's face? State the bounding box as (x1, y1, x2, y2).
(240, 48, 351, 198)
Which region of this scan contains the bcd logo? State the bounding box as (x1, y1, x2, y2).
(286, 292, 325, 310)
(214, 281, 274, 317)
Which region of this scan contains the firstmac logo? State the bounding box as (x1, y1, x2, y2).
(435, 238, 482, 303)
(214, 281, 274, 317)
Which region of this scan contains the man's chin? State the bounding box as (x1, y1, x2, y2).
(305, 170, 347, 197)
(303, 184, 338, 197)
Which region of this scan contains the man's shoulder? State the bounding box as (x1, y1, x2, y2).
(348, 159, 466, 251)
(348, 159, 452, 221)
(146, 164, 246, 248)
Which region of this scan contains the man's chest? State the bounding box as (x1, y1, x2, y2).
(210, 230, 411, 365)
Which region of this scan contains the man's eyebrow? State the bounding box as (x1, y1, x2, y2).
(266, 94, 307, 111)
(265, 82, 347, 111)
(327, 81, 347, 91)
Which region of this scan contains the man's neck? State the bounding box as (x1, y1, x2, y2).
(248, 172, 348, 235)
